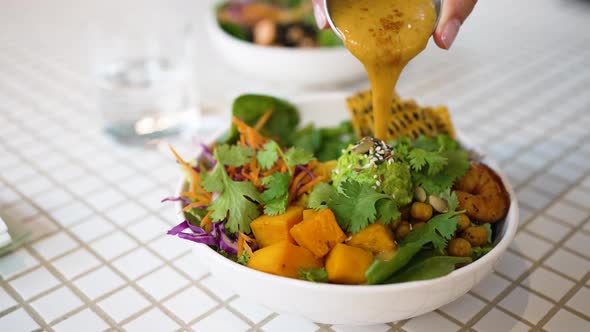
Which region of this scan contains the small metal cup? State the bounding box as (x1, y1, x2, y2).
(324, 0, 443, 40)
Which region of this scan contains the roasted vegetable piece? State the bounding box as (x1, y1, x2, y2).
(456, 214, 471, 232)
(346, 223, 396, 254)
(250, 207, 303, 248)
(326, 243, 373, 284)
(302, 209, 319, 220)
(325, 243, 374, 284)
(410, 202, 433, 221)
(461, 226, 488, 247)
(312, 160, 337, 180)
(289, 209, 346, 257)
(247, 241, 322, 279)
(447, 238, 472, 257)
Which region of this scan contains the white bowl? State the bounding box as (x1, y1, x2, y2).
(205, 3, 366, 86)
(176, 93, 519, 325)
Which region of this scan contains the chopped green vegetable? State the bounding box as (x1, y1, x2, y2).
(260, 173, 291, 216)
(283, 147, 314, 168)
(385, 252, 471, 283)
(299, 267, 329, 282)
(216, 144, 254, 167)
(365, 193, 462, 284)
(256, 140, 314, 174)
(471, 245, 493, 260)
(391, 135, 469, 195)
(328, 180, 400, 233)
(237, 250, 251, 265)
(307, 182, 336, 210)
(218, 22, 249, 41)
(483, 223, 493, 243)
(201, 150, 261, 234)
(257, 141, 281, 171)
(228, 94, 300, 144)
(290, 121, 355, 162)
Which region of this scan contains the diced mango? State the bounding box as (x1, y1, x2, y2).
(346, 223, 396, 254)
(303, 209, 319, 220)
(247, 241, 322, 278)
(289, 209, 346, 258)
(250, 207, 303, 248)
(325, 243, 374, 284)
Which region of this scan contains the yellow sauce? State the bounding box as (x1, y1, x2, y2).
(329, 0, 437, 140)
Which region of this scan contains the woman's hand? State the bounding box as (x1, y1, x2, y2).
(311, 0, 478, 50)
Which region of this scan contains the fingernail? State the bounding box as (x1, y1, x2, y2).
(441, 19, 461, 49)
(313, 2, 327, 29)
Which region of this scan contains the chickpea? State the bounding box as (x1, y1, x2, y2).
(253, 19, 277, 46)
(448, 238, 472, 257)
(395, 221, 411, 241)
(462, 226, 488, 247)
(456, 214, 471, 232)
(410, 202, 433, 221)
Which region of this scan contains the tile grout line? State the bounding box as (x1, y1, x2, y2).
(0, 124, 259, 331)
(461, 166, 590, 330)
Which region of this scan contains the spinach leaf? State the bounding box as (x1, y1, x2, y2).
(227, 94, 300, 144)
(385, 252, 471, 283)
(290, 121, 355, 162)
(219, 22, 250, 42)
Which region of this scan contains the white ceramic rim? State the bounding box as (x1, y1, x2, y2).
(174, 93, 519, 293)
(209, 0, 348, 54)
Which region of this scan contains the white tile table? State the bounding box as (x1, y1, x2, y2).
(1, 0, 589, 331)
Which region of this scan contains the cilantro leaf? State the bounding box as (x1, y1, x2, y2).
(202, 149, 261, 234)
(200, 164, 226, 193)
(408, 148, 448, 176)
(283, 147, 314, 168)
(216, 144, 254, 167)
(376, 199, 401, 228)
(260, 173, 291, 216)
(444, 150, 471, 180)
(256, 141, 280, 171)
(208, 179, 261, 234)
(403, 193, 461, 249)
(471, 245, 493, 260)
(366, 194, 461, 284)
(237, 250, 250, 265)
(328, 180, 400, 233)
(307, 182, 335, 210)
(299, 267, 329, 282)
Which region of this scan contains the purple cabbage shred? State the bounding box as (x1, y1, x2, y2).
(167, 220, 238, 255)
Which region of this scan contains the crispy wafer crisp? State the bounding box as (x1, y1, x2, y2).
(346, 89, 456, 141)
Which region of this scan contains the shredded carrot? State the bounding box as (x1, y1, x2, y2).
(182, 199, 209, 212)
(201, 211, 212, 233)
(254, 109, 274, 131)
(261, 163, 282, 177)
(293, 169, 309, 184)
(297, 176, 326, 196)
(169, 145, 203, 194)
(232, 116, 269, 149)
(237, 232, 255, 256)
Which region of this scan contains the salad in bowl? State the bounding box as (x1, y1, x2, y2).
(206, 0, 365, 84)
(164, 92, 518, 324)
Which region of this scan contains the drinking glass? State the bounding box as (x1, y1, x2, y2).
(89, 0, 198, 145)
